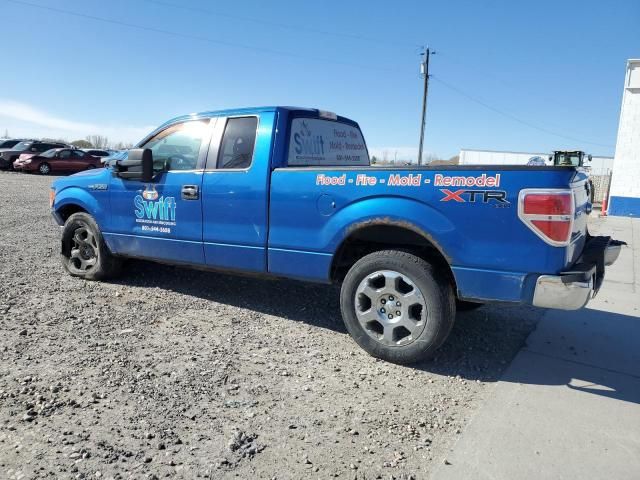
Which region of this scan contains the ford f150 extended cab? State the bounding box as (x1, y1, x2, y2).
(50, 106, 622, 364)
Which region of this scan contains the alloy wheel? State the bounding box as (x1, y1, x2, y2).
(68, 226, 99, 272)
(354, 270, 427, 346)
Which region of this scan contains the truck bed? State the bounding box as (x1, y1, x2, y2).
(268, 165, 589, 303)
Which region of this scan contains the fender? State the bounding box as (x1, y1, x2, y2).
(323, 196, 457, 263)
(53, 186, 109, 230)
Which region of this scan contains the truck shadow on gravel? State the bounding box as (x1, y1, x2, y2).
(115, 261, 640, 404)
(113, 259, 544, 382)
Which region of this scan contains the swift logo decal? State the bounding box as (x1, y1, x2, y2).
(134, 185, 177, 233)
(142, 185, 159, 201)
(134, 195, 176, 221)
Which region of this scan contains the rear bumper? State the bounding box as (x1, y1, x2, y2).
(532, 269, 594, 310)
(532, 236, 625, 310)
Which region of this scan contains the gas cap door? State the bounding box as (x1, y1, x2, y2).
(317, 194, 337, 216)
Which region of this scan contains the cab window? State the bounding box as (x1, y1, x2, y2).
(287, 117, 369, 167)
(141, 120, 209, 172)
(217, 117, 258, 169)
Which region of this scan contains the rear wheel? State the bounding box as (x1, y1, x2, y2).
(38, 163, 51, 175)
(340, 250, 455, 364)
(61, 212, 122, 280)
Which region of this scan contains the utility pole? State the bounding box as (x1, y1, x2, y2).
(418, 46, 435, 165)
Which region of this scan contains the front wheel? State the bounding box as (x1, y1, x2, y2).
(340, 250, 455, 364)
(38, 162, 51, 175)
(61, 212, 122, 280)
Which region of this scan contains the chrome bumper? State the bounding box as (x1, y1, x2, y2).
(533, 273, 594, 310)
(604, 243, 621, 266)
(532, 236, 625, 311)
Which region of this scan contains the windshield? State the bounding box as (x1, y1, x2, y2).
(555, 153, 581, 166)
(109, 151, 128, 160)
(41, 149, 58, 158)
(13, 141, 33, 150)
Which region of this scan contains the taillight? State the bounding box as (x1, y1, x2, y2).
(49, 189, 55, 208)
(518, 189, 574, 246)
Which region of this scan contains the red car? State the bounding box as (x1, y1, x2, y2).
(14, 148, 102, 175)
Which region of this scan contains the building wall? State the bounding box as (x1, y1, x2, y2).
(459, 149, 549, 166)
(609, 59, 640, 217)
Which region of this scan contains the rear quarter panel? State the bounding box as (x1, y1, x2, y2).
(268, 166, 585, 299)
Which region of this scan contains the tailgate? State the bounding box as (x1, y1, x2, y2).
(566, 171, 591, 266)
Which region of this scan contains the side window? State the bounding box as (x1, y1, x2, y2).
(72, 150, 85, 159)
(59, 150, 72, 159)
(287, 118, 369, 166)
(141, 120, 209, 172)
(217, 117, 258, 169)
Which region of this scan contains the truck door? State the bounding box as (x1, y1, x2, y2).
(200, 113, 275, 272)
(107, 119, 212, 265)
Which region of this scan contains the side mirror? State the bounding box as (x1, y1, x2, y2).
(548, 155, 553, 162)
(116, 148, 154, 182)
(587, 154, 592, 162)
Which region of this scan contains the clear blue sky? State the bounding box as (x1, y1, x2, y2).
(1, 0, 638, 159)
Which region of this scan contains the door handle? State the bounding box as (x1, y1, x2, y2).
(181, 185, 199, 200)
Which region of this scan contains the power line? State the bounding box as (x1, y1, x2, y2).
(431, 76, 615, 148)
(4, 0, 400, 73)
(139, 0, 421, 50)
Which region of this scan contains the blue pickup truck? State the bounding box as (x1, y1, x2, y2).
(50, 106, 621, 364)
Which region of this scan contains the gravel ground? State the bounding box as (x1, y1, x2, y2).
(0, 171, 544, 479)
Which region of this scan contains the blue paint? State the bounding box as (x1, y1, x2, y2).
(51, 106, 596, 308)
(608, 196, 640, 218)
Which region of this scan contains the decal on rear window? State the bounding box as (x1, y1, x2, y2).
(288, 118, 369, 167)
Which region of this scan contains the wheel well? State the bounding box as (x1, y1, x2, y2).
(330, 224, 456, 288)
(58, 204, 87, 222)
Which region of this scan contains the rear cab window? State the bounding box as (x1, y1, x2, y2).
(287, 117, 369, 167)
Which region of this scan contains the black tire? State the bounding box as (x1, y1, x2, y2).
(340, 250, 456, 364)
(38, 162, 51, 175)
(61, 212, 122, 280)
(456, 300, 484, 311)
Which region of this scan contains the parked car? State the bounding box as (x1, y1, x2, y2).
(0, 138, 26, 151)
(15, 148, 101, 174)
(50, 106, 622, 364)
(0, 140, 69, 170)
(100, 149, 128, 165)
(84, 149, 116, 159)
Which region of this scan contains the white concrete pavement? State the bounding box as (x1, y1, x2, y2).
(432, 216, 640, 480)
